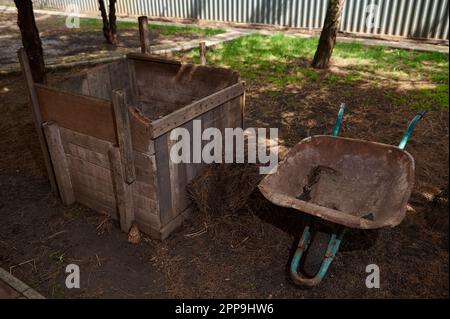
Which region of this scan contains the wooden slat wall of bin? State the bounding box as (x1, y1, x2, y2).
(26, 54, 244, 241)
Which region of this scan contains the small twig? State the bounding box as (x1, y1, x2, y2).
(9, 258, 37, 274)
(95, 254, 102, 267)
(184, 223, 208, 238)
(44, 230, 67, 241)
(96, 218, 108, 231)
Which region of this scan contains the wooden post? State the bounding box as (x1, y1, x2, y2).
(109, 147, 135, 232)
(138, 16, 150, 54)
(17, 48, 58, 194)
(112, 89, 136, 184)
(240, 80, 246, 128)
(199, 42, 207, 66)
(42, 122, 75, 205)
(127, 59, 139, 107)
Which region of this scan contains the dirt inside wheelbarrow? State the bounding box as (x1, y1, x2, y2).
(1, 56, 448, 298)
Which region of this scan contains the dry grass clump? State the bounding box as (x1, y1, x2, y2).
(187, 162, 263, 218)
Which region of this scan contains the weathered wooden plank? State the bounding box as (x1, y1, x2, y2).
(126, 52, 181, 66)
(127, 59, 139, 106)
(154, 133, 173, 226)
(134, 64, 197, 108)
(108, 60, 127, 90)
(108, 60, 132, 102)
(133, 61, 240, 111)
(42, 122, 75, 205)
(108, 147, 135, 232)
(112, 90, 136, 184)
(70, 157, 154, 200)
(199, 42, 207, 66)
(60, 126, 113, 154)
(134, 153, 156, 188)
(57, 109, 152, 157)
(135, 166, 154, 184)
(72, 178, 116, 208)
(138, 16, 151, 54)
(70, 170, 115, 198)
(139, 98, 185, 121)
(56, 73, 89, 96)
(17, 48, 58, 194)
(239, 81, 246, 127)
(133, 193, 158, 212)
(217, 97, 242, 133)
(61, 129, 154, 173)
(150, 83, 244, 138)
(200, 108, 215, 168)
(86, 65, 112, 100)
(64, 142, 109, 168)
(159, 206, 191, 241)
(69, 169, 154, 209)
(134, 209, 161, 228)
(35, 84, 117, 144)
(133, 151, 153, 169)
(65, 143, 155, 188)
(182, 120, 197, 183)
(67, 154, 113, 184)
(167, 135, 184, 217)
(133, 180, 156, 199)
(129, 107, 154, 154)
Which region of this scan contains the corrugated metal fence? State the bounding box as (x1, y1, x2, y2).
(33, 0, 449, 40)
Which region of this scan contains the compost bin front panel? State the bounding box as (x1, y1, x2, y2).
(153, 95, 243, 237)
(36, 79, 162, 236)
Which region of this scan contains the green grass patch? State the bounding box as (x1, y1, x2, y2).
(385, 84, 449, 110)
(179, 33, 448, 110)
(430, 71, 449, 84)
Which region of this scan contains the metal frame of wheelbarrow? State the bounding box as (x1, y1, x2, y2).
(289, 104, 427, 287)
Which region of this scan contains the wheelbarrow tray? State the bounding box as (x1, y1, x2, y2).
(258, 135, 415, 229)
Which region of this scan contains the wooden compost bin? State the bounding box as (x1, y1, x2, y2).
(20, 52, 245, 240)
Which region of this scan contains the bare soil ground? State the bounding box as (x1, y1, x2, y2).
(0, 10, 219, 69)
(0, 50, 448, 297)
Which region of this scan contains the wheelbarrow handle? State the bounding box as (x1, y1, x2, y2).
(331, 103, 345, 137)
(398, 109, 427, 150)
(290, 226, 346, 287)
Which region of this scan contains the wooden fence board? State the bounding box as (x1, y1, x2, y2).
(42, 122, 75, 205)
(108, 147, 135, 232)
(36, 84, 117, 143)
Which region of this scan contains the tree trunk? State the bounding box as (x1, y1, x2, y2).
(108, 0, 117, 45)
(311, 0, 345, 69)
(98, 0, 110, 43)
(98, 0, 117, 45)
(14, 0, 46, 83)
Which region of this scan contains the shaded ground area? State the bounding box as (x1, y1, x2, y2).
(0, 10, 224, 69)
(0, 34, 448, 298)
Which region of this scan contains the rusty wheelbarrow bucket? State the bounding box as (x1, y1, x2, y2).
(258, 104, 426, 287)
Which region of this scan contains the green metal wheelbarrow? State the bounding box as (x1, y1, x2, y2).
(258, 104, 426, 287)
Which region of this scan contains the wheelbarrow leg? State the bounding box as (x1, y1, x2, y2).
(290, 226, 346, 287)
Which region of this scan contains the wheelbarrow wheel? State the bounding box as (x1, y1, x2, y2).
(302, 231, 331, 278)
